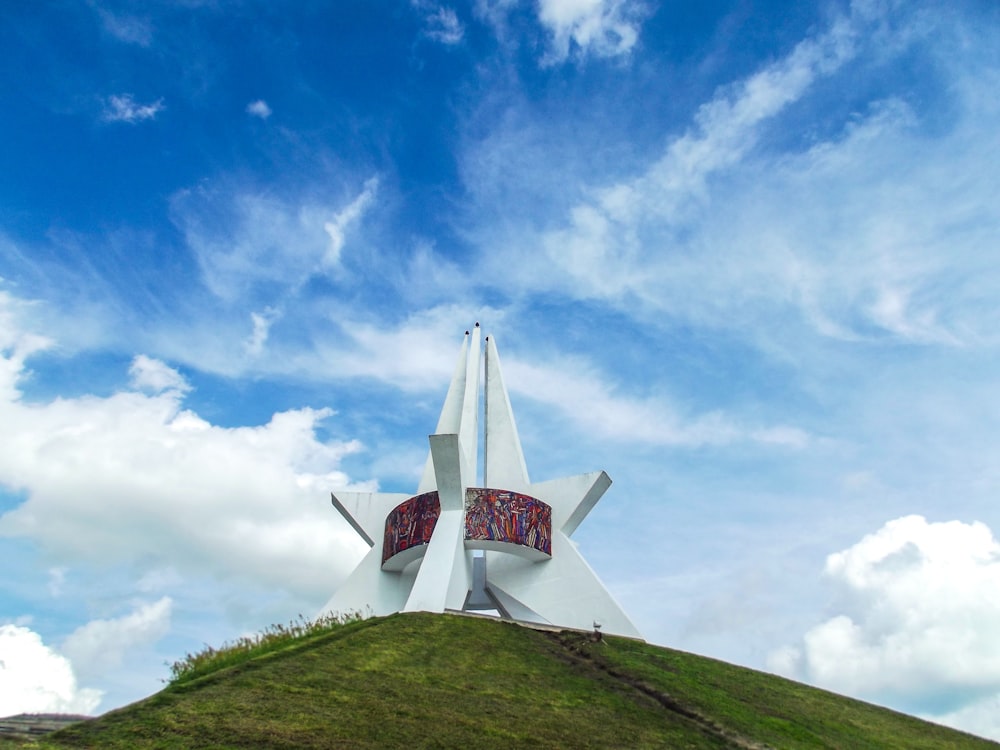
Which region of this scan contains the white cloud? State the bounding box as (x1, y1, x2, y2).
(129, 354, 191, 394)
(47, 567, 67, 597)
(96, 9, 153, 46)
(537, 0, 646, 63)
(769, 515, 1000, 738)
(527, 9, 858, 293)
(503, 356, 807, 448)
(245, 307, 280, 357)
(473, 0, 518, 37)
(323, 177, 378, 269)
(101, 94, 164, 124)
(332, 305, 491, 390)
(413, 2, 464, 44)
(173, 177, 379, 301)
(302, 308, 807, 448)
(246, 100, 272, 119)
(0, 291, 52, 403)
(0, 304, 372, 600)
(135, 567, 182, 593)
(932, 695, 1000, 742)
(474, 5, 1000, 349)
(0, 624, 102, 716)
(62, 598, 172, 681)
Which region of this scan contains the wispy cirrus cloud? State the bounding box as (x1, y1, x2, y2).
(503, 355, 808, 448)
(413, 1, 464, 45)
(244, 307, 281, 358)
(95, 8, 153, 46)
(470, 4, 1000, 349)
(323, 177, 379, 269)
(171, 176, 379, 303)
(319, 303, 809, 449)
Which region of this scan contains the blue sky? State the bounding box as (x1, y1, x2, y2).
(2, 0, 1000, 738)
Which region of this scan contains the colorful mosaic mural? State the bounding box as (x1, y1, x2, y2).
(464, 488, 552, 556)
(382, 491, 441, 564)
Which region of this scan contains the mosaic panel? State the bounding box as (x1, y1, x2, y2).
(464, 487, 552, 556)
(382, 491, 441, 564)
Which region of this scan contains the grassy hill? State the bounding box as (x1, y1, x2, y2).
(24, 612, 999, 749)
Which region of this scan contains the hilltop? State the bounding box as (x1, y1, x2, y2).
(21, 613, 998, 749)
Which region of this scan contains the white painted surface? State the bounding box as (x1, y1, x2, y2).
(484, 335, 530, 492)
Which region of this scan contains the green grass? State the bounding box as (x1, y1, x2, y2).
(23, 613, 1000, 749)
(166, 611, 367, 685)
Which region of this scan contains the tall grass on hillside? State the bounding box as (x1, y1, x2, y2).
(168, 611, 365, 685)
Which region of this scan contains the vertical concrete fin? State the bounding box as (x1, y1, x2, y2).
(460, 324, 482, 486)
(428, 433, 465, 511)
(419, 330, 470, 493)
(404, 433, 470, 613)
(484, 334, 530, 490)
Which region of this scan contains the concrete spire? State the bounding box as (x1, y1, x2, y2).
(483, 334, 530, 492)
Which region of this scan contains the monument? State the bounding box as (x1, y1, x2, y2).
(319, 324, 641, 638)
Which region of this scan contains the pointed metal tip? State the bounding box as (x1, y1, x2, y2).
(485, 336, 489, 341)
(475, 321, 480, 327)
(465, 330, 469, 335)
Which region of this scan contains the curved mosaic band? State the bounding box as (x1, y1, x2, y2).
(382, 491, 440, 568)
(464, 487, 552, 557)
(381, 487, 553, 570)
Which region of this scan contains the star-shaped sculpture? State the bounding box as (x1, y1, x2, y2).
(319, 325, 641, 638)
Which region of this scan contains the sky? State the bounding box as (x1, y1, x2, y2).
(1, 0, 1000, 739)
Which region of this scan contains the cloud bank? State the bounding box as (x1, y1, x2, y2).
(770, 515, 1000, 739)
(0, 299, 370, 599)
(0, 625, 102, 716)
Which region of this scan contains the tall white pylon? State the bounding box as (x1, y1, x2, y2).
(320, 325, 641, 639)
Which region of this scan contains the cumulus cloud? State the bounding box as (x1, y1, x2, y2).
(537, 0, 646, 63)
(129, 354, 191, 394)
(246, 99, 272, 119)
(0, 624, 102, 716)
(0, 303, 372, 599)
(100, 94, 164, 123)
(62, 598, 172, 681)
(933, 695, 1000, 743)
(0, 292, 52, 403)
(769, 515, 1000, 738)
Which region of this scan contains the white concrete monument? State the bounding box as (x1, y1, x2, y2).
(320, 324, 641, 638)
